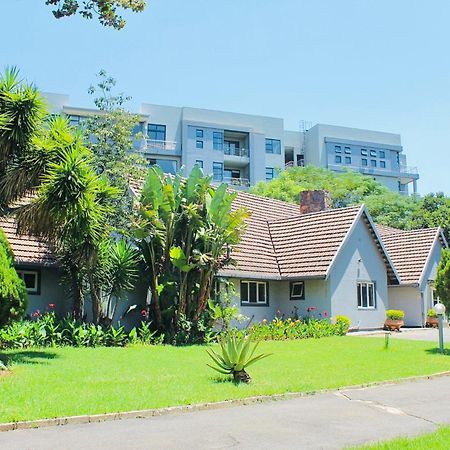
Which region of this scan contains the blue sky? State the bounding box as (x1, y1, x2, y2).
(2, 0, 449, 194)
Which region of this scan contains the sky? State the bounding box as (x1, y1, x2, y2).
(1, 0, 450, 194)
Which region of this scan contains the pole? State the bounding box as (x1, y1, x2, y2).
(438, 314, 444, 354)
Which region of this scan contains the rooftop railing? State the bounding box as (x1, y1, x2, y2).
(216, 176, 250, 187)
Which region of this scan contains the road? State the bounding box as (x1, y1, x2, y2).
(1, 376, 449, 450)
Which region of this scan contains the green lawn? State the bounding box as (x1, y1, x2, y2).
(0, 336, 449, 423)
(351, 426, 450, 449)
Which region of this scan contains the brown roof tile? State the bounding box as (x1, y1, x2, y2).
(0, 217, 56, 266)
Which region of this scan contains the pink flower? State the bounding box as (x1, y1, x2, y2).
(324, 311, 329, 317)
(48, 304, 55, 309)
(32, 310, 41, 318)
(140, 309, 148, 317)
(307, 306, 316, 313)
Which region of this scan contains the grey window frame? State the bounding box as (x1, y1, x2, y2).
(380, 160, 386, 168)
(265, 138, 281, 154)
(213, 131, 224, 150)
(212, 162, 223, 181)
(195, 160, 203, 168)
(196, 140, 204, 149)
(345, 156, 352, 164)
(148, 123, 166, 141)
(265, 167, 275, 181)
(335, 155, 342, 163)
(290, 281, 305, 300)
(196, 129, 204, 138)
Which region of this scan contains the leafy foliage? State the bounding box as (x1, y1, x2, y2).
(0, 229, 28, 327)
(0, 311, 163, 349)
(385, 310, 405, 320)
(136, 166, 248, 343)
(206, 333, 271, 383)
(44, 0, 146, 29)
(436, 248, 450, 312)
(249, 317, 348, 341)
(335, 315, 351, 334)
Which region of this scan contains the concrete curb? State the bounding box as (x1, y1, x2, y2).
(1, 371, 450, 433)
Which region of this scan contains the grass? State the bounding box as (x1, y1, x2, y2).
(0, 336, 449, 423)
(350, 426, 450, 449)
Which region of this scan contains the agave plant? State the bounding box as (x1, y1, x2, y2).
(206, 333, 271, 383)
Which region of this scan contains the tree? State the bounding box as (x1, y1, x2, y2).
(44, 0, 146, 30)
(413, 193, 450, 241)
(435, 249, 450, 313)
(136, 166, 248, 343)
(251, 166, 388, 207)
(0, 229, 28, 327)
(84, 70, 146, 236)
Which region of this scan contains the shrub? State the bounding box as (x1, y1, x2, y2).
(427, 309, 438, 318)
(0, 311, 163, 349)
(386, 309, 405, 320)
(0, 230, 28, 327)
(248, 317, 347, 341)
(335, 315, 351, 334)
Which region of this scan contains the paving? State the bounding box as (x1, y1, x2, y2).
(349, 326, 450, 342)
(1, 376, 449, 450)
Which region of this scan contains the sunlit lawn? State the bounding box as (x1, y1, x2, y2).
(350, 426, 450, 449)
(0, 336, 449, 423)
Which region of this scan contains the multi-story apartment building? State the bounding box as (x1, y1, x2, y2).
(44, 93, 419, 194)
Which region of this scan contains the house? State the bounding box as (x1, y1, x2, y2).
(220, 190, 400, 329)
(377, 225, 448, 327)
(1, 189, 446, 330)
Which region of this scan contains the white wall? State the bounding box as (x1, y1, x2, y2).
(329, 218, 389, 329)
(388, 286, 422, 327)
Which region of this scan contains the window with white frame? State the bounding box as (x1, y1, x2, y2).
(241, 281, 268, 305)
(432, 289, 439, 306)
(357, 282, 376, 309)
(290, 281, 305, 300)
(16, 269, 40, 294)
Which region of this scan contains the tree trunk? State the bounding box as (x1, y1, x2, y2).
(150, 282, 163, 330)
(70, 266, 84, 321)
(233, 369, 251, 383)
(88, 273, 102, 325)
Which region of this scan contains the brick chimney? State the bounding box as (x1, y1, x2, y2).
(299, 190, 331, 214)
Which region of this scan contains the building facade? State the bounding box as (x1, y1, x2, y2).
(44, 93, 419, 194)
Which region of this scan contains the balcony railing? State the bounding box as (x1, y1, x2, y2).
(145, 139, 177, 151)
(399, 165, 418, 175)
(224, 147, 249, 158)
(215, 176, 250, 187)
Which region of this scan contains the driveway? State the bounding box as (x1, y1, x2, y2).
(350, 326, 450, 342)
(1, 376, 449, 450)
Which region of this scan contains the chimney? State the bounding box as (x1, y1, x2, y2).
(300, 190, 331, 214)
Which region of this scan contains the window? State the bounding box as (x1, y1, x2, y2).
(398, 181, 402, 192)
(345, 156, 352, 164)
(361, 149, 368, 156)
(213, 162, 223, 181)
(266, 167, 275, 181)
(241, 281, 268, 305)
(196, 129, 203, 138)
(148, 124, 166, 141)
(361, 158, 368, 166)
(16, 269, 40, 294)
(370, 150, 377, 157)
(196, 140, 204, 149)
(371, 159, 377, 167)
(432, 289, 439, 306)
(335, 145, 342, 153)
(195, 160, 203, 168)
(68, 115, 82, 127)
(344, 146, 351, 154)
(335, 155, 342, 163)
(224, 140, 240, 156)
(380, 160, 386, 168)
(379, 150, 385, 158)
(357, 282, 376, 309)
(224, 168, 240, 180)
(147, 158, 178, 175)
(213, 132, 223, 150)
(290, 281, 305, 300)
(265, 139, 281, 154)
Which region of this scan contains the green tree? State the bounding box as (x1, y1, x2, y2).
(251, 166, 388, 207)
(0, 229, 28, 327)
(83, 70, 146, 236)
(44, 0, 146, 29)
(435, 249, 450, 313)
(136, 166, 248, 342)
(413, 193, 450, 241)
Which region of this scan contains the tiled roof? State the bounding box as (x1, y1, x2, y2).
(377, 225, 445, 285)
(0, 217, 56, 266)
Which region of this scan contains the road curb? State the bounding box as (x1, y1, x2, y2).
(1, 371, 450, 432)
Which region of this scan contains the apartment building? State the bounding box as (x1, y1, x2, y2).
(44, 93, 419, 194)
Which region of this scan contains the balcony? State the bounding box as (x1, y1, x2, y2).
(224, 147, 249, 158)
(223, 177, 250, 188)
(145, 139, 177, 151)
(399, 165, 418, 175)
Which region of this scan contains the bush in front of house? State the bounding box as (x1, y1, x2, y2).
(248, 316, 349, 341)
(335, 315, 351, 334)
(386, 310, 405, 320)
(427, 309, 437, 318)
(0, 230, 29, 328)
(0, 310, 164, 349)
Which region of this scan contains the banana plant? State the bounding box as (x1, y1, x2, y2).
(206, 333, 271, 383)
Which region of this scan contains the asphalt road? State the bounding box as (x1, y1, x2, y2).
(1, 376, 449, 450)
